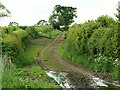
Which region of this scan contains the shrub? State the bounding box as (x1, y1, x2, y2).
(25, 26, 39, 38)
(2, 34, 23, 64)
(12, 29, 29, 46)
(63, 15, 118, 77)
(36, 25, 54, 33)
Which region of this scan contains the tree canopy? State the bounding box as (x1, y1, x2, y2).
(49, 5, 77, 31)
(0, 2, 11, 18)
(36, 20, 48, 26)
(9, 21, 19, 26)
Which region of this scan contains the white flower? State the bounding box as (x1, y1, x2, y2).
(115, 58, 118, 62)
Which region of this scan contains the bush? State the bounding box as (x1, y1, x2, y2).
(63, 15, 118, 77)
(25, 26, 39, 38)
(12, 29, 29, 46)
(12, 29, 28, 39)
(1, 26, 19, 35)
(2, 34, 23, 64)
(36, 25, 54, 33)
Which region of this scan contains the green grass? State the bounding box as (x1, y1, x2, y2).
(2, 38, 60, 88)
(21, 44, 42, 66)
(57, 42, 89, 66)
(2, 65, 59, 88)
(41, 43, 69, 72)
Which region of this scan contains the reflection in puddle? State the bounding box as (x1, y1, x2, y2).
(45, 71, 74, 88)
(90, 76, 108, 87)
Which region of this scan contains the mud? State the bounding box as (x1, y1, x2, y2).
(67, 71, 91, 88)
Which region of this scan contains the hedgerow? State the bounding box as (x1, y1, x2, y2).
(2, 34, 24, 65)
(64, 15, 118, 77)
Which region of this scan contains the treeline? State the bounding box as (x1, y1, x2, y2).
(1, 25, 60, 67)
(63, 15, 118, 77)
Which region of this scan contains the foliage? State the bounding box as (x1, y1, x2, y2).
(96, 15, 116, 28)
(49, 5, 77, 31)
(61, 15, 118, 77)
(9, 21, 19, 26)
(35, 20, 48, 26)
(12, 29, 28, 39)
(2, 37, 59, 88)
(12, 28, 29, 46)
(2, 28, 29, 66)
(2, 34, 23, 64)
(19, 26, 27, 30)
(0, 2, 11, 18)
(35, 25, 53, 33)
(25, 26, 40, 38)
(35, 25, 60, 38)
(115, 1, 120, 84)
(2, 64, 59, 88)
(20, 42, 43, 66)
(66, 15, 116, 57)
(1, 26, 19, 35)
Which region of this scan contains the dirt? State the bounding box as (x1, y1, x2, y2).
(37, 34, 117, 88)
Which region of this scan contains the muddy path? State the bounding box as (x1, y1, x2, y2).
(37, 34, 94, 88)
(51, 34, 94, 76)
(38, 34, 120, 89)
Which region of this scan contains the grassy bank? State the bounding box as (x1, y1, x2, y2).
(57, 42, 118, 79)
(57, 42, 89, 67)
(2, 38, 59, 88)
(2, 65, 59, 88)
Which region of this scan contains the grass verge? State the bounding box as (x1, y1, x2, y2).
(2, 38, 59, 88)
(57, 42, 118, 79)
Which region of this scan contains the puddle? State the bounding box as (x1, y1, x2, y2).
(45, 70, 120, 89)
(90, 75, 120, 88)
(90, 76, 108, 87)
(45, 70, 74, 88)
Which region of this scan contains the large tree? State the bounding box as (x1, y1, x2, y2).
(116, 1, 120, 84)
(0, 2, 11, 18)
(49, 5, 77, 31)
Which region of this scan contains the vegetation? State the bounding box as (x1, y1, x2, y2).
(0, 2, 11, 18)
(57, 15, 119, 78)
(35, 20, 48, 26)
(1, 1, 120, 88)
(116, 1, 120, 84)
(9, 21, 19, 26)
(2, 65, 59, 88)
(49, 5, 77, 31)
(1, 19, 61, 88)
(2, 41, 59, 88)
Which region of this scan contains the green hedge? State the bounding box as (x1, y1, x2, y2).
(12, 29, 29, 46)
(64, 15, 118, 76)
(2, 34, 23, 64)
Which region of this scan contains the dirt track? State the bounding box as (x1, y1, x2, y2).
(38, 34, 97, 88)
(36, 34, 120, 89)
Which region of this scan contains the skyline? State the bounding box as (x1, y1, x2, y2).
(0, 0, 119, 26)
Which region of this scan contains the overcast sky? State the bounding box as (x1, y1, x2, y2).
(0, 0, 119, 26)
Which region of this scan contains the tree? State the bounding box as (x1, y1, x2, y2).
(9, 21, 19, 26)
(36, 20, 48, 26)
(0, 2, 11, 18)
(49, 5, 77, 31)
(116, 1, 120, 84)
